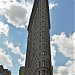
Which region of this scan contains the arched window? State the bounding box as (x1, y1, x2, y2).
(42, 60, 45, 67)
(42, 44, 45, 49)
(42, 51, 45, 56)
(38, 71, 40, 75)
(42, 70, 45, 75)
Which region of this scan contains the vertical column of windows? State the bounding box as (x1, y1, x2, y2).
(42, 70, 45, 75)
(38, 71, 40, 75)
(42, 26, 45, 30)
(39, 52, 41, 57)
(42, 60, 45, 67)
(38, 59, 50, 68)
(37, 70, 49, 75)
(47, 71, 49, 75)
(39, 61, 41, 67)
(42, 44, 45, 49)
(42, 51, 45, 56)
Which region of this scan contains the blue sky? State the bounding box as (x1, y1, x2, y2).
(50, 0, 74, 36)
(0, 0, 74, 75)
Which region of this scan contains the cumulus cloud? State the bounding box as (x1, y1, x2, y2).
(0, 0, 57, 28)
(54, 60, 75, 75)
(4, 2, 32, 28)
(51, 32, 75, 59)
(16, 0, 21, 3)
(51, 45, 56, 66)
(51, 32, 75, 75)
(0, 48, 13, 67)
(18, 53, 26, 66)
(0, 0, 32, 28)
(18, 58, 25, 66)
(5, 41, 24, 58)
(5, 5, 28, 28)
(49, 2, 58, 10)
(16, 0, 26, 3)
(0, 21, 9, 36)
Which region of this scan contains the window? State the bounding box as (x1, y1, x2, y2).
(46, 61, 48, 66)
(42, 21, 44, 24)
(42, 60, 45, 67)
(42, 31, 44, 36)
(47, 71, 48, 75)
(42, 12, 44, 14)
(38, 71, 40, 75)
(37, 36, 38, 38)
(39, 61, 41, 67)
(41, 17, 42, 20)
(42, 51, 45, 56)
(42, 70, 45, 75)
(39, 45, 41, 49)
(42, 44, 45, 49)
(39, 38, 41, 42)
(42, 26, 44, 30)
(33, 53, 35, 57)
(42, 37, 45, 42)
(42, 16, 44, 19)
(42, 4, 44, 6)
(40, 32, 42, 36)
(39, 52, 41, 57)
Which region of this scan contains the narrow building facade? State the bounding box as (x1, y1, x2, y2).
(25, 0, 53, 75)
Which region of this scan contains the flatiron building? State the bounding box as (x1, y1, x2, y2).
(25, 0, 53, 75)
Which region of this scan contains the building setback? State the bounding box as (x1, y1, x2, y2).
(0, 65, 11, 75)
(25, 0, 53, 75)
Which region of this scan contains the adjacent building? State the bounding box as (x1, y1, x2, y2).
(19, 66, 25, 75)
(0, 65, 11, 75)
(25, 0, 53, 75)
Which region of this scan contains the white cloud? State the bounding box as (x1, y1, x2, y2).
(0, 48, 13, 67)
(0, 1, 57, 28)
(51, 32, 75, 59)
(18, 58, 25, 66)
(51, 32, 75, 75)
(54, 74, 60, 75)
(18, 53, 26, 66)
(49, 2, 58, 10)
(16, 0, 21, 3)
(51, 45, 56, 66)
(6, 2, 32, 28)
(0, 21, 9, 36)
(54, 60, 75, 75)
(5, 41, 24, 58)
(0, 0, 32, 28)
(5, 3, 32, 28)
(16, 0, 25, 3)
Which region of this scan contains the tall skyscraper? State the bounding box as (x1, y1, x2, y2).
(25, 0, 53, 75)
